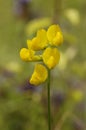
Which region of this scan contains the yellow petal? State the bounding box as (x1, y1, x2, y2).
(31, 37, 40, 51)
(32, 55, 42, 61)
(30, 64, 48, 85)
(47, 24, 63, 46)
(20, 48, 41, 61)
(53, 32, 63, 46)
(42, 47, 60, 69)
(20, 48, 32, 61)
(46, 56, 56, 69)
(30, 29, 48, 51)
(27, 40, 32, 49)
(37, 29, 48, 45)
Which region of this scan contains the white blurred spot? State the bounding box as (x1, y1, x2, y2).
(58, 47, 77, 70)
(64, 9, 80, 25)
(6, 61, 22, 72)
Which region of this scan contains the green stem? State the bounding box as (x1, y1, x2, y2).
(47, 69, 51, 130)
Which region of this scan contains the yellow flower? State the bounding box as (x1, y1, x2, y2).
(27, 29, 48, 51)
(42, 47, 60, 69)
(47, 24, 63, 46)
(20, 48, 42, 61)
(30, 64, 48, 85)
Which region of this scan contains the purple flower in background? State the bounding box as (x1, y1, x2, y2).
(20, 80, 36, 93)
(19, 0, 31, 3)
(52, 91, 66, 107)
(13, 0, 32, 19)
(2, 69, 14, 78)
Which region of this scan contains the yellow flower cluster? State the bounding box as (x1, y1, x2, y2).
(20, 25, 63, 85)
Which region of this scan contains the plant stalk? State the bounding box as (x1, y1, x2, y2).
(47, 69, 51, 130)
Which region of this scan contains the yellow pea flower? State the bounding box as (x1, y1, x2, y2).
(27, 29, 48, 51)
(30, 64, 48, 85)
(20, 48, 42, 61)
(20, 48, 34, 61)
(42, 47, 60, 69)
(47, 24, 63, 46)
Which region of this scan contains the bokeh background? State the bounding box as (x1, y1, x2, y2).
(0, 0, 86, 130)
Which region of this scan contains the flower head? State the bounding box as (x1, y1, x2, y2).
(30, 64, 48, 85)
(42, 47, 60, 69)
(20, 24, 63, 85)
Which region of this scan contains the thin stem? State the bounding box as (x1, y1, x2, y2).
(47, 69, 51, 130)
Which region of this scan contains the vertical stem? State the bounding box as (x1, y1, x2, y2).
(53, 0, 62, 24)
(47, 69, 51, 130)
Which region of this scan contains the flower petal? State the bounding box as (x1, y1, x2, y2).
(37, 29, 48, 45)
(53, 32, 63, 46)
(47, 24, 63, 46)
(42, 47, 60, 69)
(27, 40, 32, 49)
(30, 64, 48, 85)
(30, 29, 48, 51)
(20, 48, 42, 61)
(20, 48, 32, 61)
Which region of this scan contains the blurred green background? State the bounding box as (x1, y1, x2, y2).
(0, 0, 86, 130)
